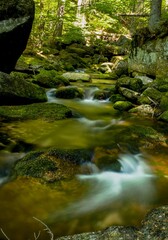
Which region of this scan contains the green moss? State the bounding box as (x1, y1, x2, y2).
(0, 103, 72, 122)
(56, 86, 84, 99)
(34, 70, 70, 88)
(14, 152, 57, 178)
(158, 111, 168, 122)
(113, 101, 133, 111)
(116, 77, 143, 92)
(160, 94, 168, 111)
(13, 148, 93, 181)
(109, 94, 126, 103)
(142, 87, 162, 102)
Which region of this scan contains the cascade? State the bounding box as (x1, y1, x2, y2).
(51, 154, 155, 218)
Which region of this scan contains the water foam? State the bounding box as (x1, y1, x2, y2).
(51, 154, 155, 219)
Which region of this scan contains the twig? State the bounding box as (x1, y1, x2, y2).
(33, 217, 54, 240)
(34, 231, 41, 240)
(0, 228, 10, 240)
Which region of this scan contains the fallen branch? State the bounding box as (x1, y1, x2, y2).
(0, 228, 10, 240)
(33, 217, 54, 240)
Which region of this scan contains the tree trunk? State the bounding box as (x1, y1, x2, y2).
(148, 0, 162, 33)
(54, 0, 66, 37)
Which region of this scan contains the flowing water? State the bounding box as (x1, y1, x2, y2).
(0, 84, 168, 239)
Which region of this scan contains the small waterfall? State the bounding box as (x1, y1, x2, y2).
(46, 88, 56, 102)
(84, 87, 99, 101)
(51, 154, 155, 218)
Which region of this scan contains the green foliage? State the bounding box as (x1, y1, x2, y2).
(60, 26, 85, 44)
(27, 0, 166, 53)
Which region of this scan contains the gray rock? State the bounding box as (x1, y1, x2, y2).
(129, 104, 155, 117)
(0, 0, 35, 73)
(128, 35, 168, 78)
(62, 72, 91, 82)
(119, 87, 140, 102)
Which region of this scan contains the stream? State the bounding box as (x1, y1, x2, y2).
(0, 83, 168, 239)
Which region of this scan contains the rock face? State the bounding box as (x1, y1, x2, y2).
(128, 32, 168, 78)
(0, 0, 35, 73)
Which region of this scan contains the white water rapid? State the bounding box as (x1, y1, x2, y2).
(51, 154, 155, 219)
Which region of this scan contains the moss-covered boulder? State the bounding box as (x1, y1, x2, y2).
(93, 89, 110, 100)
(119, 87, 140, 102)
(56, 86, 84, 99)
(109, 93, 126, 103)
(140, 87, 162, 103)
(0, 103, 72, 122)
(62, 72, 91, 82)
(13, 148, 93, 182)
(33, 70, 70, 88)
(66, 46, 87, 57)
(158, 111, 168, 122)
(113, 101, 133, 111)
(116, 76, 143, 92)
(159, 93, 168, 111)
(152, 77, 168, 92)
(0, 71, 47, 105)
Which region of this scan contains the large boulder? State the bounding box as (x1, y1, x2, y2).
(0, 0, 35, 73)
(0, 71, 47, 105)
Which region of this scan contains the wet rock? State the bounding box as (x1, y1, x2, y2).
(55, 206, 168, 240)
(13, 148, 93, 182)
(113, 101, 133, 111)
(0, 0, 35, 73)
(0, 103, 72, 122)
(139, 205, 168, 240)
(0, 71, 47, 105)
(62, 72, 91, 82)
(56, 86, 84, 99)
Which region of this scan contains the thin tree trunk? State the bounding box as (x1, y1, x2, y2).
(54, 0, 66, 38)
(148, 0, 162, 33)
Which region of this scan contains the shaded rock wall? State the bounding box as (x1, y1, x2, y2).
(128, 31, 168, 78)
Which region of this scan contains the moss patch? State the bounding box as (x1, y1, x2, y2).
(0, 103, 72, 122)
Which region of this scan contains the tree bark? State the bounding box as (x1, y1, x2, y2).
(148, 0, 162, 33)
(54, 0, 66, 37)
